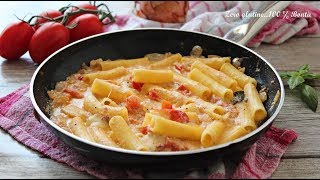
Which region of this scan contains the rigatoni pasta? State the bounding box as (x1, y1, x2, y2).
(149, 53, 182, 68)
(61, 104, 89, 120)
(201, 121, 226, 147)
(145, 114, 204, 141)
(100, 57, 149, 70)
(83, 94, 128, 120)
(48, 48, 268, 152)
(235, 103, 257, 132)
(142, 84, 193, 106)
(191, 61, 238, 91)
(69, 117, 94, 142)
(174, 73, 211, 100)
(220, 63, 257, 88)
(91, 79, 133, 101)
(244, 83, 267, 123)
(219, 126, 248, 144)
(87, 123, 117, 147)
(133, 69, 174, 83)
(181, 56, 231, 70)
(83, 93, 105, 114)
(83, 66, 127, 84)
(109, 116, 148, 151)
(188, 68, 234, 102)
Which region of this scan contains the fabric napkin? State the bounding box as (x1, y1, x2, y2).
(105, 1, 320, 47)
(0, 85, 298, 179)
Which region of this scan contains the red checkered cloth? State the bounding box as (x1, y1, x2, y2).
(0, 85, 298, 179)
(105, 1, 320, 47)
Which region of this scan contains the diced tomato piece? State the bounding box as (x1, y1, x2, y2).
(148, 90, 160, 101)
(175, 64, 183, 72)
(77, 76, 83, 80)
(163, 109, 189, 123)
(169, 109, 189, 123)
(126, 95, 141, 112)
(63, 88, 83, 98)
(132, 81, 144, 91)
(130, 74, 144, 91)
(177, 84, 188, 92)
(140, 126, 149, 135)
(177, 84, 190, 95)
(161, 100, 172, 109)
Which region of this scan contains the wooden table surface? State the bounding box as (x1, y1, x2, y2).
(1, 1, 320, 179)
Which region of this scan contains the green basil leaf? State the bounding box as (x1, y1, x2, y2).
(280, 72, 292, 79)
(298, 64, 310, 75)
(288, 75, 305, 89)
(300, 84, 318, 112)
(302, 72, 320, 80)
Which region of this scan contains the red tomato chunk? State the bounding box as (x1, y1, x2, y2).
(126, 95, 141, 112)
(140, 126, 149, 135)
(163, 109, 189, 123)
(161, 100, 172, 109)
(132, 81, 144, 91)
(177, 84, 189, 92)
(63, 87, 83, 98)
(148, 90, 160, 101)
(174, 64, 183, 72)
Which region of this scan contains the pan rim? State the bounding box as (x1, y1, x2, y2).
(30, 28, 285, 156)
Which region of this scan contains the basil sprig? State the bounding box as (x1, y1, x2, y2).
(280, 64, 319, 112)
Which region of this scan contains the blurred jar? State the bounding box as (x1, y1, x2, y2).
(134, 1, 189, 23)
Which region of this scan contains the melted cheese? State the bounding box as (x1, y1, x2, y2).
(48, 54, 264, 152)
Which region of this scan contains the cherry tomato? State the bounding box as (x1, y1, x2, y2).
(66, 3, 98, 24)
(68, 14, 103, 42)
(35, 10, 63, 30)
(29, 22, 69, 64)
(0, 21, 34, 60)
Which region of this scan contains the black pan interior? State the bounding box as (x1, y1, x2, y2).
(33, 29, 281, 130)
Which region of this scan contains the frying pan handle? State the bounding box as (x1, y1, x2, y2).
(223, 1, 294, 46)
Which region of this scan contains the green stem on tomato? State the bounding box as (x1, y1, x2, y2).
(28, 15, 57, 25)
(13, 14, 29, 24)
(59, 5, 71, 14)
(89, 1, 97, 6)
(27, 3, 115, 26)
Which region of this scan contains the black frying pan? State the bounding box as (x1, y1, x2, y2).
(30, 29, 284, 168)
